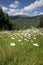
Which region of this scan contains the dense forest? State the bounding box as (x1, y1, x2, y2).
(0, 7, 14, 30)
(0, 7, 43, 30)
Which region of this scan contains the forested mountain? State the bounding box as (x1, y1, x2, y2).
(10, 15, 43, 30)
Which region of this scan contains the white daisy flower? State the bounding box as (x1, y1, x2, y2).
(33, 43, 39, 47)
(10, 43, 15, 46)
(34, 37, 36, 40)
(24, 38, 27, 40)
(18, 39, 22, 42)
(11, 37, 14, 39)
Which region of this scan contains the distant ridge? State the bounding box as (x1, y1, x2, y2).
(10, 14, 43, 30)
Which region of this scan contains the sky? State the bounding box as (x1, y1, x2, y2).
(0, 0, 43, 16)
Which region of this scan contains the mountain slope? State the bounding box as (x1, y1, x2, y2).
(10, 15, 43, 30)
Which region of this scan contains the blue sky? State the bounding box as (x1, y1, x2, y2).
(0, 0, 43, 16)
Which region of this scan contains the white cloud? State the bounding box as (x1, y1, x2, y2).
(9, 1, 20, 8)
(7, 9, 20, 16)
(7, 8, 29, 16)
(33, 11, 38, 16)
(7, 11, 23, 16)
(22, 0, 43, 11)
(33, 11, 43, 16)
(14, 1, 20, 5)
(9, 4, 18, 8)
(40, 12, 43, 15)
(9, 8, 15, 12)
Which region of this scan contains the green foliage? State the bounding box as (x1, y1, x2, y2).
(37, 15, 43, 28)
(0, 7, 14, 30)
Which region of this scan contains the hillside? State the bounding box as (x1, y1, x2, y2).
(10, 15, 43, 30)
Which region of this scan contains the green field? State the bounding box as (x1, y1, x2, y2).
(0, 28, 43, 65)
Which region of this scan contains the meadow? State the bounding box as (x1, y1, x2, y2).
(0, 28, 43, 65)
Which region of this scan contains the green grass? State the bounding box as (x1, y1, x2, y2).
(0, 29, 43, 65)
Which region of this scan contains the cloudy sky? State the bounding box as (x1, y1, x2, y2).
(0, 0, 43, 16)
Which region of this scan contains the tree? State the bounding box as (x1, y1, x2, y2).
(0, 7, 5, 30)
(37, 15, 43, 28)
(0, 7, 14, 30)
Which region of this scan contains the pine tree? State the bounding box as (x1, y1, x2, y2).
(37, 15, 43, 28)
(0, 7, 14, 30)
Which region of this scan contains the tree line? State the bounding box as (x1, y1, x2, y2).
(37, 15, 43, 28)
(0, 7, 14, 30)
